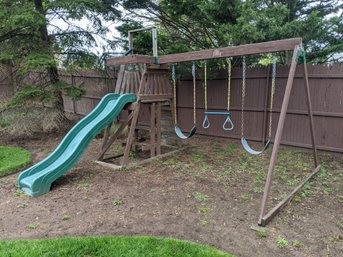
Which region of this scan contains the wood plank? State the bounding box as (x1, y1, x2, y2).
(139, 94, 173, 101)
(125, 102, 138, 111)
(123, 148, 186, 169)
(107, 55, 153, 66)
(137, 71, 147, 96)
(302, 63, 319, 167)
(95, 161, 122, 170)
(260, 165, 321, 226)
(165, 73, 170, 94)
(156, 102, 162, 155)
(102, 153, 124, 161)
(121, 71, 127, 94)
(145, 73, 151, 95)
(258, 46, 299, 225)
(96, 147, 185, 171)
(97, 112, 134, 160)
(122, 104, 140, 165)
(158, 38, 302, 64)
(134, 70, 139, 93)
(150, 103, 156, 157)
(106, 39, 301, 65)
(101, 123, 112, 151)
(115, 65, 125, 94)
(158, 73, 164, 94)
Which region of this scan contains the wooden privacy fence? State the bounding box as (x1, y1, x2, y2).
(177, 64, 343, 153)
(1, 64, 341, 152)
(62, 70, 116, 115)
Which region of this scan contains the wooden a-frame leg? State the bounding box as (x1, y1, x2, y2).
(150, 103, 156, 157)
(101, 122, 113, 151)
(303, 63, 319, 166)
(122, 103, 141, 166)
(156, 102, 162, 155)
(258, 46, 299, 225)
(97, 111, 135, 161)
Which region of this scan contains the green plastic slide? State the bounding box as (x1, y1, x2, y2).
(18, 93, 136, 197)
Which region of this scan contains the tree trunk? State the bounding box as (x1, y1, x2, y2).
(34, 0, 66, 120)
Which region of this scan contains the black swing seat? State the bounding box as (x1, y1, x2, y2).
(241, 137, 271, 155)
(174, 125, 197, 139)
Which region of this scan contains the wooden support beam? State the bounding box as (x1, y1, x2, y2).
(150, 103, 156, 157)
(103, 153, 124, 161)
(101, 122, 112, 151)
(260, 165, 321, 226)
(122, 104, 141, 165)
(303, 63, 319, 167)
(258, 46, 299, 225)
(140, 95, 173, 102)
(95, 161, 122, 170)
(97, 112, 134, 161)
(105, 38, 302, 66)
(96, 148, 186, 171)
(156, 102, 162, 155)
(158, 38, 302, 64)
(107, 55, 153, 66)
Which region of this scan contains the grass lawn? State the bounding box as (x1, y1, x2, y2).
(0, 236, 234, 257)
(0, 146, 31, 176)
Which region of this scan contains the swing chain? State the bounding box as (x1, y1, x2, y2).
(172, 64, 176, 80)
(192, 61, 196, 77)
(204, 61, 207, 112)
(241, 56, 246, 137)
(268, 56, 276, 138)
(226, 58, 231, 112)
(172, 64, 177, 125)
(192, 62, 197, 125)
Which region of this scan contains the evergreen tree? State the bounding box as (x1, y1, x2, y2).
(0, 0, 121, 118)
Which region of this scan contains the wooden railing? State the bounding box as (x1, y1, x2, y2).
(138, 68, 172, 102)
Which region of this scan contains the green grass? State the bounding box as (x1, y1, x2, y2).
(76, 183, 90, 190)
(26, 224, 37, 230)
(112, 198, 122, 206)
(255, 230, 267, 238)
(0, 146, 31, 176)
(192, 191, 209, 202)
(276, 236, 289, 248)
(291, 239, 304, 249)
(240, 193, 252, 201)
(0, 236, 234, 257)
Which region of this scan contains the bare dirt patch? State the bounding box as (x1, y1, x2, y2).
(0, 134, 342, 257)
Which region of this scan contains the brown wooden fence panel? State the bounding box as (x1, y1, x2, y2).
(60, 70, 116, 115)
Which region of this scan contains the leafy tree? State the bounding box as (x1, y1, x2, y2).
(119, 0, 343, 64)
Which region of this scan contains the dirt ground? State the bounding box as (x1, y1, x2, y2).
(0, 132, 342, 257)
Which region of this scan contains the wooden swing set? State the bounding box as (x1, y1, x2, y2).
(101, 33, 320, 226)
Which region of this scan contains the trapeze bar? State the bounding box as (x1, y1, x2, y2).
(204, 111, 230, 115)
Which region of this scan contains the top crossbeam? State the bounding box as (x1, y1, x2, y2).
(106, 38, 302, 66)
